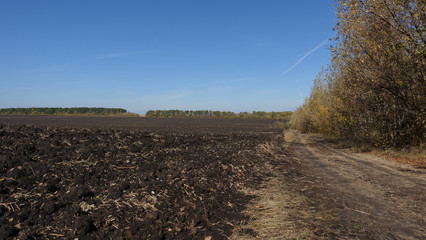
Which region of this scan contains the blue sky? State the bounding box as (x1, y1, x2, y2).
(0, 1, 336, 114)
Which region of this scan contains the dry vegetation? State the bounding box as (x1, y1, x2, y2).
(290, 0, 425, 153)
(370, 148, 426, 168)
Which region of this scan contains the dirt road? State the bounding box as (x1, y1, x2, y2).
(291, 133, 426, 239)
(232, 131, 425, 239)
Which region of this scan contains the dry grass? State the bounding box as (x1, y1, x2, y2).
(323, 136, 426, 168)
(230, 171, 315, 240)
(230, 142, 316, 240)
(370, 147, 426, 168)
(283, 129, 298, 148)
(230, 181, 314, 240)
(273, 121, 287, 130)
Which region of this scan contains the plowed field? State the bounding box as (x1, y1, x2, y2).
(0, 116, 285, 239)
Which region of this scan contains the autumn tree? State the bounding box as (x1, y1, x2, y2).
(290, 68, 335, 135)
(291, 0, 425, 148)
(330, 0, 425, 147)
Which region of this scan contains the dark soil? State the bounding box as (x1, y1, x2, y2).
(0, 116, 285, 239)
(0, 115, 278, 132)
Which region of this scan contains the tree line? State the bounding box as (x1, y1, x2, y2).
(290, 0, 425, 148)
(0, 107, 129, 115)
(145, 110, 292, 119)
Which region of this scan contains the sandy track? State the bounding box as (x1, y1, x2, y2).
(293, 133, 426, 239)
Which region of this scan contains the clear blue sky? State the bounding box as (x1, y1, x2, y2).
(0, 0, 336, 114)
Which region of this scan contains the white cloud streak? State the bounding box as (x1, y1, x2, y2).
(211, 76, 256, 85)
(282, 39, 328, 76)
(94, 51, 150, 59)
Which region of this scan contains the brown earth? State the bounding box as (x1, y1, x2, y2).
(0, 115, 275, 132)
(0, 116, 424, 239)
(0, 116, 284, 239)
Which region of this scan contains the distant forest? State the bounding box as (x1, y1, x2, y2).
(0, 107, 129, 115)
(145, 110, 292, 119)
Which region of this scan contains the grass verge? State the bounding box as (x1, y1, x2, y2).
(322, 135, 425, 168)
(230, 172, 316, 239)
(283, 129, 298, 148)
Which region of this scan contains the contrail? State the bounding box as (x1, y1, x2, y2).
(212, 77, 256, 84)
(282, 39, 328, 76)
(94, 51, 150, 59)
